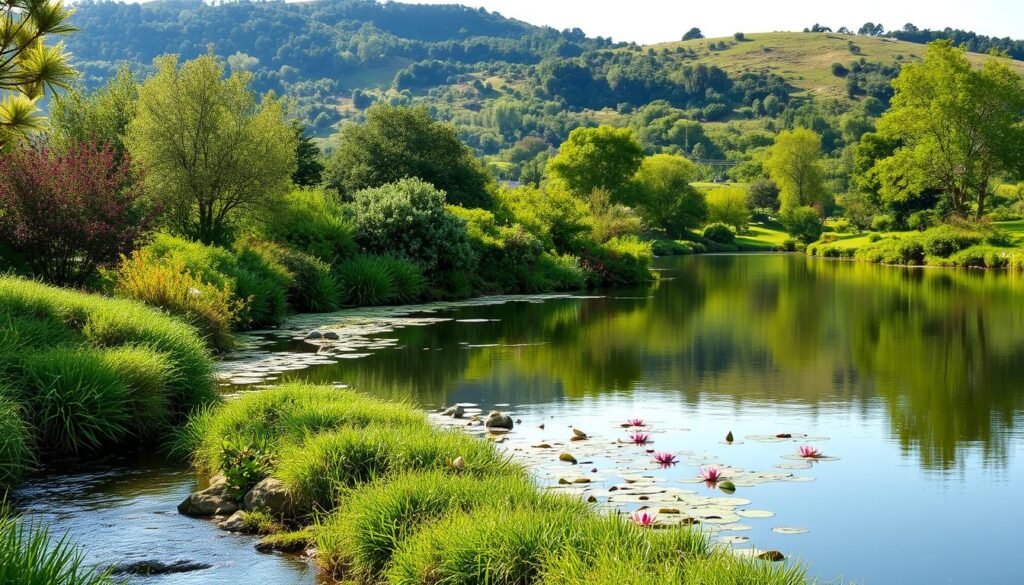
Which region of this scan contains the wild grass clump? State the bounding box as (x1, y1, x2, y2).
(535, 253, 588, 291)
(0, 389, 32, 487)
(261, 187, 357, 264)
(110, 250, 243, 352)
(0, 511, 112, 584)
(275, 246, 340, 313)
(378, 256, 426, 304)
(315, 470, 566, 580)
(579, 236, 653, 286)
(0, 276, 217, 458)
(276, 425, 508, 511)
(335, 255, 397, 306)
(176, 383, 426, 474)
(236, 510, 284, 535)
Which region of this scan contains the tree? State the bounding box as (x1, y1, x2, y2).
(0, 0, 76, 148)
(747, 178, 780, 211)
(0, 142, 152, 286)
(780, 206, 823, 243)
(126, 53, 296, 245)
(49, 66, 138, 157)
(631, 154, 707, 237)
(873, 41, 1024, 218)
(324, 105, 492, 208)
(766, 128, 826, 212)
(706, 187, 751, 232)
(682, 28, 704, 41)
(291, 122, 324, 187)
(545, 126, 644, 202)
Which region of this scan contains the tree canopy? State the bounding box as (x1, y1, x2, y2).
(767, 128, 827, 212)
(545, 126, 644, 202)
(631, 153, 707, 237)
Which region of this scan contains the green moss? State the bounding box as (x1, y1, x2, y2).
(256, 529, 313, 553)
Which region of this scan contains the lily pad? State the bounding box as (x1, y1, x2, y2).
(718, 535, 750, 545)
(736, 509, 774, 519)
(772, 526, 809, 535)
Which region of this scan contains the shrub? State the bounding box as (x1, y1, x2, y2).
(945, 246, 1011, 268)
(19, 348, 132, 454)
(0, 390, 31, 487)
(276, 425, 508, 511)
(233, 239, 294, 327)
(871, 213, 897, 231)
(274, 247, 340, 313)
(350, 178, 477, 288)
(316, 470, 550, 580)
(831, 218, 856, 234)
(494, 186, 589, 254)
(0, 512, 113, 585)
(702, 222, 735, 244)
(650, 239, 695, 256)
(377, 256, 426, 304)
(920, 225, 984, 258)
(577, 237, 652, 286)
(869, 233, 883, 242)
(854, 238, 925, 265)
(0, 143, 153, 287)
(780, 206, 823, 244)
(907, 210, 937, 231)
(335, 255, 397, 306)
(261, 187, 356, 263)
(534, 254, 588, 291)
(782, 238, 797, 252)
(221, 440, 275, 501)
(985, 230, 1014, 248)
(111, 250, 244, 352)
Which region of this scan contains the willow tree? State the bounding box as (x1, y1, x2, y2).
(874, 41, 1024, 218)
(0, 0, 76, 148)
(126, 53, 296, 244)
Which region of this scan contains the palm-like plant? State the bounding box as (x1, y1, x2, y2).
(1, 0, 76, 148)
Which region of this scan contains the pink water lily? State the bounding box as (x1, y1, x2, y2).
(699, 465, 725, 482)
(626, 418, 645, 427)
(630, 510, 657, 527)
(629, 431, 650, 445)
(653, 451, 678, 466)
(798, 445, 821, 458)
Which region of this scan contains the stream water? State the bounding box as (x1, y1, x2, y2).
(15, 254, 1024, 584)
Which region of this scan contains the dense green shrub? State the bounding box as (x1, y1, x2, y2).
(350, 178, 477, 291)
(943, 245, 1011, 268)
(871, 213, 897, 231)
(275, 247, 340, 313)
(534, 254, 588, 291)
(261, 187, 356, 263)
(986, 230, 1014, 247)
(494, 186, 589, 255)
(0, 390, 31, 487)
(578, 237, 652, 286)
(232, 239, 294, 327)
(377, 256, 426, 303)
(831, 218, 856, 234)
(906, 210, 937, 231)
(335, 255, 398, 306)
(0, 512, 112, 585)
(919, 225, 983, 257)
(650, 239, 695, 256)
(701, 222, 735, 244)
(780, 206, 823, 244)
(111, 250, 244, 352)
(854, 238, 926, 265)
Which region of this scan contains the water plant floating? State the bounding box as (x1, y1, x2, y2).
(629, 432, 650, 445)
(629, 510, 657, 527)
(700, 465, 726, 482)
(653, 451, 678, 466)
(797, 445, 821, 458)
(625, 418, 645, 427)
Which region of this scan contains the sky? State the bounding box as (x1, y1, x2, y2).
(404, 0, 1024, 45)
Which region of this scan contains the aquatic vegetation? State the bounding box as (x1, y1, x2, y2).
(625, 418, 645, 427)
(653, 451, 678, 466)
(629, 510, 657, 527)
(798, 445, 821, 458)
(700, 465, 726, 482)
(628, 431, 650, 445)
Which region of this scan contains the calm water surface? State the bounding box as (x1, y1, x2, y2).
(18, 254, 1024, 584)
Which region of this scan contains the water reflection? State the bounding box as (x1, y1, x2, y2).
(287, 254, 1024, 472)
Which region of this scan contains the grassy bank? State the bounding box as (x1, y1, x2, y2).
(179, 382, 807, 584)
(0, 508, 112, 584)
(0, 277, 218, 488)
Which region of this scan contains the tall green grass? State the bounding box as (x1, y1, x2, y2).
(0, 388, 31, 487)
(276, 247, 340, 313)
(335, 255, 397, 306)
(0, 511, 111, 584)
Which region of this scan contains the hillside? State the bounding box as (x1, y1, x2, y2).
(657, 32, 1024, 101)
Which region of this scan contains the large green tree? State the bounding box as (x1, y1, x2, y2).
(545, 126, 644, 202)
(766, 128, 827, 212)
(49, 66, 138, 156)
(873, 41, 1024, 218)
(324, 104, 492, 208)
(0, 0, 76, 148)
(630, 153, 707, 237)
(125, 53, 296, 244)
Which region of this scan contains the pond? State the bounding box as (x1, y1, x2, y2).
(19, 254, 1024, 583)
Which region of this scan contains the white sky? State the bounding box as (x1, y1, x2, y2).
(405, 0, 1024, 45)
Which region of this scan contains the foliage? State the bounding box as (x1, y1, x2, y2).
(350, 178, 477, 287)
(854, 237, 926, 265)
(586, 189, 642, 243)
(274, 247, 340, 313)
(0, 512, 112, 585)
(0, 0, 77, 148)
(780, 206, 824, 244)
(630, 154, 707, 236)
(126, 53, 296, 245)
(702, 222, 736, 244)
(260, 188, 356, 264)
(767, 128, 827, 212)
(919, 225, 984, 257)
(747, 177, 781, 211)
(494, 185, 589, 254)
(0, 390, 31, 487)
(545, 126, 644, 202)
(577, 236, 652, 286)
(220, 440, 275, 502)
(292, 123, 324, 187)
(872, 41, 1024, 218)
(706, 187, 752, 232)
(0, 142, 152, 287)
(324, 105, 492, 208)
(111, 250, 244, 352)
(334, 255, 397, 306)
(49, 67, 138, 157)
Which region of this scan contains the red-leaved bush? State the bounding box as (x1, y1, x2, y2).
(0, 142, 154, 286)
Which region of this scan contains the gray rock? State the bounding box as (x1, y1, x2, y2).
(177, 481, 238, 517)
(304, 330, 324, 340)
(322, 331, 340, 340)
(243, 477, 298, 517)
(112, 560, 213, 575)
(485, 411, 514, 429)
(441, 405, 465, 418)
(218, 510, 247, 532)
